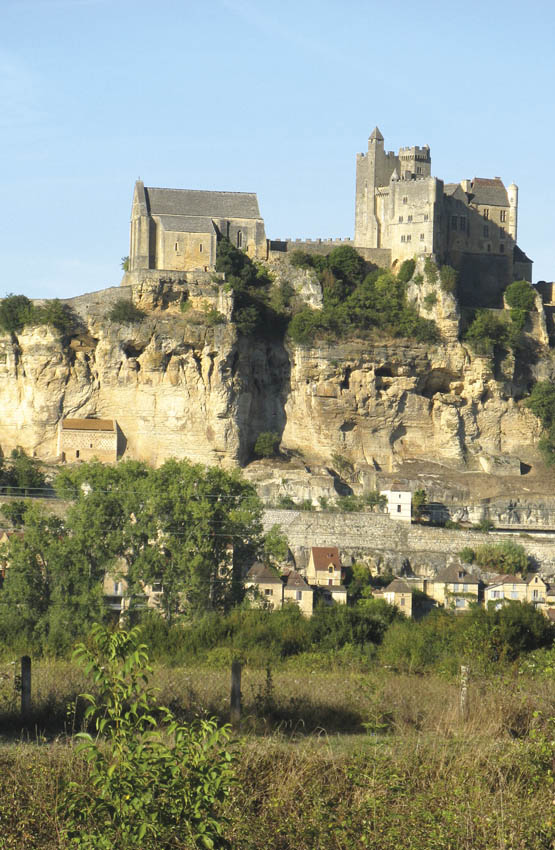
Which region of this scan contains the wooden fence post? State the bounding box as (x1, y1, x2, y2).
(21, 655, 31, 718)
(459, 664, 469, 722)
(230, 659, 242, 729)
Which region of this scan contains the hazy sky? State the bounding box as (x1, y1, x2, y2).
(2, 0, 553, 299)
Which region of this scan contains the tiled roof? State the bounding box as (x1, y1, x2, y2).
(145, 187, 261, 219)
(286, 570, 309, 589)
(514, 245, 532, 263)
(61, 418, 115, 432)
(310, 547, 341, 571)
(487, 574, 525, 587)
(384, 578, 412, 594)
(435, 564, 478, 584)
(246, 562, 283, 584)
(369, 126, 384, 141)
(157, 215, 216, 234)
(469, 177, 509, 207)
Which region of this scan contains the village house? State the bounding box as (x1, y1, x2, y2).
(58, 418, 118, 463)
(283, 570, 314, 617)
(378, 577, 413, 617)
(245, 562, 284, 610)
(306, 546, 347, 605)
(380, 489, 412, 522)
(428, 565, 480, 611)
(484, 574, 528, 606)
(526, 573, 548, 606)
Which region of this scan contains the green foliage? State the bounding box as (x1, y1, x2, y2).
(459, 547, 475, 564)
(538, 425, 555, 465)
(413, 273, 424, 286)
(505, 279, 536, 311)
(262, 524, 289, 567)
(464, 309, 509, 354)
(423, 292, 437, 310)
(106, 299, 146, 324)
(331, 452, 354, 479)
(216, 238, 278, 339)
(424, 257, 439, 285)
(0, 498, 30, 526)
(289, 250, 315, 269)
(203, 307, 226, 326)
(525, 381, 555, 429)
(254, 431, 280, 458)
(0, 294, 32, 332)
(396, 259, 416, 284)
(473, 540, 529, 576)
(59, 624, 234, 849)
(363, 490, 387, 509)
(287, 256, 439, 347)
(439, 265, 457, 294)
(335, 495, 364, 512)
(0, 449, 47, 495)
(474, 518, 495, 533)
(121, 256, 130, 271)
(509, 307, 527, 331)
(412, 488, 427, 518)
(0, 295, 75, 335)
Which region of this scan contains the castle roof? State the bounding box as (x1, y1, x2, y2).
(369, 126, 384, 141)
(469, 178, 509, 207)
(144, 187, 261, 220)
(157, 215, 216, 234)
(514, 245, 532, 263)
(61, 418, 115, 432)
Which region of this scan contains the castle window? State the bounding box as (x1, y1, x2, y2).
(483, 208, 489, 219)
(199, 243, 203, 253)
(424, 213, 429, 222)
(401, 235, 406, 243)
(237, 230, 243, 249)
(460, 217, 466, 230)
(406, 234, 411, 242)
(402, 196, 408, 204)
(226, 222, 230, 238)
(483, 225, 489, 237)
(420, 233, 425, 240)
(487, 243, 491, 252)
(398, 216, 403, 223)
(500, 210, 506, 222)
(499, 228, 505, 238)
(416, 166, 422, 174)
(407, 215, 413, 222)
(76, 450, 80, 459)
(451, 216, 458, 230)
(500, 243, 505, 253)
(175, 242, 179, 252)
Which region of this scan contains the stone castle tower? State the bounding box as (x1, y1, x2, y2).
(353, 126, 531, 302)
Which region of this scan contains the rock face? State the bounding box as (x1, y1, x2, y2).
(0, 266, 552, 504)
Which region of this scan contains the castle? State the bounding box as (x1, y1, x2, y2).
(125, 128, 532, 306)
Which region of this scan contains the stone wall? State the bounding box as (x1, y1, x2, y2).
(262, 509, 555, 577)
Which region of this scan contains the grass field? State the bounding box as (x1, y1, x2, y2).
(0, 659, 554, 848)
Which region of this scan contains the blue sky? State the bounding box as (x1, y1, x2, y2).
(2, 0, 553, 299)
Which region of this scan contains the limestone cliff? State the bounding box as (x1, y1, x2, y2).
(1, 265, 553, 504)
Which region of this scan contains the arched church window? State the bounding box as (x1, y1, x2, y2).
(237, 230, 243, 249)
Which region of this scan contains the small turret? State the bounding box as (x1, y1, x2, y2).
(507, 182, 518, 242)
(369, 126, 384, 143)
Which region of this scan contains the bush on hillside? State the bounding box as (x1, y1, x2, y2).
(439, 265, 457, 294)
(464, 309, 508, 354)
(397, 259, 416, 284)
(458, 540, 529, 576)
(505, 279, 536, 311)
(254, 432, 280, 458)
(0, 294, 33, 332)
(106, 299, 146, 324)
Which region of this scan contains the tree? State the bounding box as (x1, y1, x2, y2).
(59, 623, 234, 849)
(0, 294, 32, 333)
(526, 381, 555, 429)
(254, 432, 280, 458)
(464, 310, 508, 354)
(106, 299, 146, 324)
(412, 488, 427, 518)
(505, 279, 535, 311)
(262, 524, 289, 567)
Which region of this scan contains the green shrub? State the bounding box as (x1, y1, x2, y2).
(424, 257, 439, 285)
(397, 259, 416, 284)
(233, 305, 260, 336)
(254, 432, 280, 458)
(459, 547, 475, 564)
(121, 256, 130, 271)
(525, 382, 555, 429)
(59, 624, 234, 849)
(412, 488, 427, 518)
(509, 307, 527, 331)
(107, 299, 146, 324)
(203, 308, 226, 326)
(331, 452, 354, 479)
(439, 265, 457, 294)
(473, 540, 529, 575)
(423, 292, 437, 310)
(413, 273, 424, 286)
(474, 518, 495, 533)
(289, 250, 315, 269)
(335, 495, 363, 512)
(464, 309, 508, 354)
(0, 294, 32, 333)
(505, 279, 536, 311)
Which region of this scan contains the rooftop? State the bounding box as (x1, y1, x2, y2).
(61, 418, 115, 432)
(144, 187, 261, 220)
(310, 547, 342, 571)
